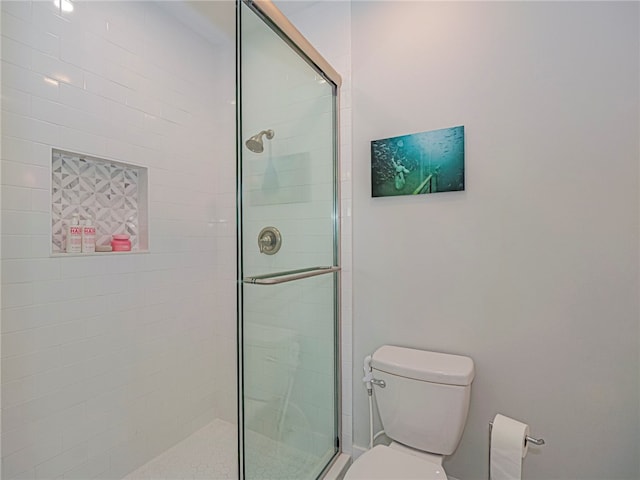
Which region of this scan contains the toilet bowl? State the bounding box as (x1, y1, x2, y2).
(343, 345, 475, 480)
(345, 445, 446, 480)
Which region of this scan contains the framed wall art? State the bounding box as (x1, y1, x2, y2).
(371, 125, 465, 198)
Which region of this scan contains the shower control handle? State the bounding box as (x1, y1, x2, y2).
(258, 227, 282, 255)
(260, 235, 273, 248)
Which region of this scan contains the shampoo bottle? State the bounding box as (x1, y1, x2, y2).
(66, 213, 82, 253)
(82, 216, 96, 253)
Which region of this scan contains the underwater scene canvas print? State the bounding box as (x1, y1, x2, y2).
(371, 125, 465, 197)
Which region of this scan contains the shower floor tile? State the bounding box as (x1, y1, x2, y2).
(123, 418, 321, 480)
(123, 419, 237, 480)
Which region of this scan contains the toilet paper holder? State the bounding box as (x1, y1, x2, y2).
(489, 420, 545, 446)
(488, 420, 545, 480)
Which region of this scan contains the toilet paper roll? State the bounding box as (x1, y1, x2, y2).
(490, 414, 530, 480)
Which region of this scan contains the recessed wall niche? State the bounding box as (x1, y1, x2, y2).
(51, 149, 149, 254)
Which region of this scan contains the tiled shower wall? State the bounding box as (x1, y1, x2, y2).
(1, 1, 236, 479)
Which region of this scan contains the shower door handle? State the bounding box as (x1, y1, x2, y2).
(243, 266, 340, 285)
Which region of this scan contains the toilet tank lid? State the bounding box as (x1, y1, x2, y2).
(372, 345, 475, 386)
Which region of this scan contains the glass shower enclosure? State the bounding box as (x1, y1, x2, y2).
(238, 1, 342, 478)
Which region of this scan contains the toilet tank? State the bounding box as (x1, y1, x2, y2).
(371, 345, 475, 455)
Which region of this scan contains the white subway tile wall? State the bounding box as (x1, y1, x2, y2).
(1, 1, 236, 479)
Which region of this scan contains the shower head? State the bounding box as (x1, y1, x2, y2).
(245, 129, 274, 153)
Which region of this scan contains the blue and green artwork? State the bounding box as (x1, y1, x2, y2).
(371, 125, 465, 197)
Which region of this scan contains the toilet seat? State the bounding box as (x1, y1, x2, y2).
(344, 445, 448, 480)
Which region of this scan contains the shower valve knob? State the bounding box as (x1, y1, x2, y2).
(258, 227, 282, 255)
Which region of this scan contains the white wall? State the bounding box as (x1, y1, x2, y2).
(351, 2, 639, 479)
(1, 1, 236, 478)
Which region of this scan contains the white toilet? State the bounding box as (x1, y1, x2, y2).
(345, 345, 475, 480)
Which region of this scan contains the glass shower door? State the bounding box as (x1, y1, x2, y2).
(238, 2, 340, 479)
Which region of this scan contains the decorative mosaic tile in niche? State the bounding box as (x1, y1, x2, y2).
(51, 149, 148, 253)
